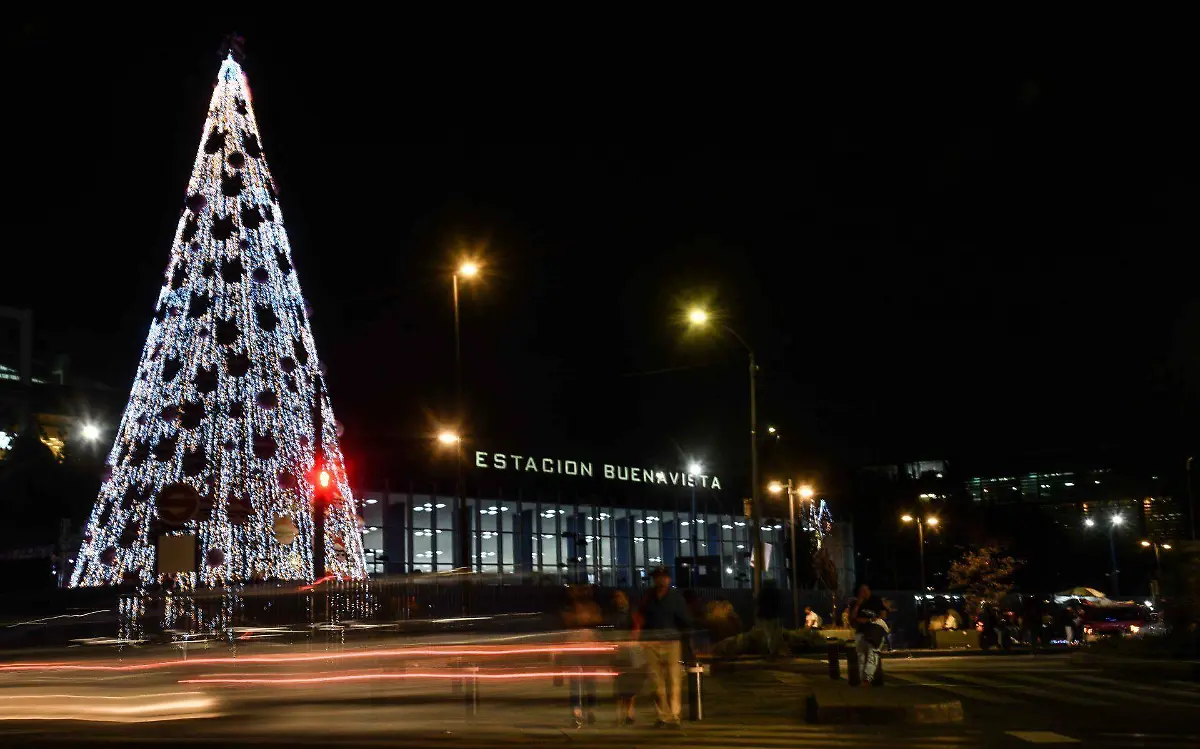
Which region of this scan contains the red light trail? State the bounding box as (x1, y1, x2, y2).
(0, 643, 623, 673)
(179, 670, 618, 685)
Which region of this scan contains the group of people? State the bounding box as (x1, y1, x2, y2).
(561, 566, 694, 729)
(849, 583, 890, 685)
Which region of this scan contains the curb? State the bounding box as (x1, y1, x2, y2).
(804, 693, 963, 725)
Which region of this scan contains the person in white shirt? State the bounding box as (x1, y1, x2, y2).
(804, 606, 822, 629)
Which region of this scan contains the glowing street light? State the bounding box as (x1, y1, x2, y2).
(798, 485, 814, 500)
(683, 304, 764, 596)
(81, 424, 101, 442)
(450, 259, 483, 573)
(1141, 540, 1151, 547)
(1162, 543, 1173, 550)
(688, 462, 703, 476)
(902, 513, 939, 594)
(1086, 513, 1124, 595)
(767, 481, 783, 494)
(767, 426, 777, 435)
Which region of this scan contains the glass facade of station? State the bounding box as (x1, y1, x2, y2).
(360, 489, 789, 589)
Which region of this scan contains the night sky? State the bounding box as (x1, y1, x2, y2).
(5, 17, 1198, 491)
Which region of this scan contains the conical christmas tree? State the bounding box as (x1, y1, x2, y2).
(70, 50, 366, 587)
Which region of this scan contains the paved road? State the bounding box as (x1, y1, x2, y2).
(2, 642, 1197, 748)
(878, 654, 1200, 746)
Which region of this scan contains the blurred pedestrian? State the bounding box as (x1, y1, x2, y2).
(562, 584, 602, 727)
(851, 583, 888, 686)
(609, 590, 644, 726)
(639, 567, 693, 729)
(758, 581, 784, 656)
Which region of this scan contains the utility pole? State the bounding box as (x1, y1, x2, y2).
(787, 479, 799, 628)
(749, 351, 763, 597)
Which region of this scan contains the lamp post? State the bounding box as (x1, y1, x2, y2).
(900, 514, 938, 593)
(437, 430, 463, 575)
(687, 307, 764, 597)
(1187, 456, 1195, 541)
(451, 261, 478, 572)
(688, 461, 703, 587)
(1086, 514, 1123, 596)
(1140, 539, 1172, 604)
(770, 479, 814, 628)
(902, 513, 938, 646)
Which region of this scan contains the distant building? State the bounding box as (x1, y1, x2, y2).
(962, 465, 1182, 542)
(1, 306, 116, 461)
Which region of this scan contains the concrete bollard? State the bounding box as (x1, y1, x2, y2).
(686, 663, 707, 721)
(846, 647, 861, 687)
(827, 643, 841, 679)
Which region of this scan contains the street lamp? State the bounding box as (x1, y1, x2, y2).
(452, 260, 480, 573)
(687, 460, 704, 586)
(1087, 514, 1124, 596)
(903, 513, 938, 646)
(437, 431, 461, 445)
(1141, 539, 1172, 601)
(901, 514, 939, 592)
(81, 424, 101, 442)
(687, 306, 764, 596)
(768, 478, 807, 627)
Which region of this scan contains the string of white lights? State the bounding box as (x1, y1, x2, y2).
(69, 56, 366, 587)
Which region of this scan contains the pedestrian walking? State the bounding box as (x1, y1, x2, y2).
(608, 590, 645, 726)
(562, 584, 602, 727)
(850, 583, 888, 686)
(639, 566, 693, 728)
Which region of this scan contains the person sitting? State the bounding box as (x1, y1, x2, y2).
(804, 606, 822, 629)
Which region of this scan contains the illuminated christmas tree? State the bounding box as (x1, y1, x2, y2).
(70, 43, 366, 587)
